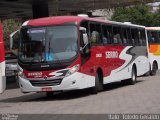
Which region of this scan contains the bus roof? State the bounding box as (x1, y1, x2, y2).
(23, 16, 145, 28)
(146, 27, 160, 31)
(24, 16, 110, 26)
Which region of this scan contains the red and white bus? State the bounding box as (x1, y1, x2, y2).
(146, 27, 160, 75)
(0, 22, 6, 94)
(16, 16, 149, 96)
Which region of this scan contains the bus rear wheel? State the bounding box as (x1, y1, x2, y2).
(128, 67, 137, 85)
(150, 63, 157, 76)
(92, 72, 103, 94)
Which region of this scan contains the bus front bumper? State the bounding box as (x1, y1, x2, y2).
(18, 72, 95, 93)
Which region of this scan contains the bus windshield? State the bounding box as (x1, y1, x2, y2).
(19, 25, 78, 63)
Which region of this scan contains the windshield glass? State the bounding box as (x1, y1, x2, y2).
(19, 25, 78, 63)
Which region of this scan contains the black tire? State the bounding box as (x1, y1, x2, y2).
(150, 63, 157, 76)
(128, 67, 137, 85)
(92, 72, 103, 94)
(46, 92, 54, 97)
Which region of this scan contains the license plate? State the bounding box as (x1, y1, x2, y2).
(41, 87, 52, 92)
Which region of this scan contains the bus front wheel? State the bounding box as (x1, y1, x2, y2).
(92, 72, 103, 94)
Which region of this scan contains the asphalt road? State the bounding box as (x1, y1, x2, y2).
(0, 71, 160, 114)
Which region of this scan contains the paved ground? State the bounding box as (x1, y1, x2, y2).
(0, 71, 160, 114)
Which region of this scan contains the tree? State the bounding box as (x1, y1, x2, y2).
(153, 6, 160, 26)
(2, 19, 22, 50)
(111, 4, 157, 26)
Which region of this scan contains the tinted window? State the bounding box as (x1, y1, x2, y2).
(102, 25, 113, 45)
(90, 23, 102, 45)
(113, 26, 123, 44)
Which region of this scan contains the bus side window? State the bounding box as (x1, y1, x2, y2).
(134, 29, 139, 45)
(131, 29, 135, 45)
(102, 25, 107, 44)
(151, 31, 157, 43)
(89, 23, 102, 45)
(96, 24, 102, 44)
(141, 30, 146, 46)
(147, 31, 152, 43)
(127, 28, 132, 45)
(91, 31, 99, 44)
(122, 28, 128, 44)
(113, 34, 121, 44)
(113, 26, 122, 44)
(107, 25, 113, 44)
(155, 31, 159, 43)
(102, 25, 112, 45)
(159, 32, 160, 43)
(80, 21, 89, 34)
(138, 30, 143, 46)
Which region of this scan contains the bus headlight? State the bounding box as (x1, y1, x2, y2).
(18, 69, 26, 78)
(66, 64, 80, 77)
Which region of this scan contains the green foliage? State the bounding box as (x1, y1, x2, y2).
(111, 4, 160, 26)
(153, 6, 160, 26)
(2, 19, 22, 50)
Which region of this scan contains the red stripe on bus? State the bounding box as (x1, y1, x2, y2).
(0, 22, 5, 62)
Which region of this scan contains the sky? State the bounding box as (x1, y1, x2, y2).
(148, 2, 160, 7)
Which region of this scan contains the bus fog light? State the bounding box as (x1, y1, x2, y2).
(66, 64, 80, 77)
(72, 80, 76, 85)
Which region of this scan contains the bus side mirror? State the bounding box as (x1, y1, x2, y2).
(10, 30, 20, 55)
(83, 33, 88, 45)
(80, 33, 90, 55)
(80, 33, 89, 51)
(80, 27, 90, 55)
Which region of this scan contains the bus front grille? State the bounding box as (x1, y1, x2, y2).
(30, 79, 62, 87)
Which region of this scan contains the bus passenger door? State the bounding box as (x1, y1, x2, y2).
(138, 29, 150, 75)
(80, 27, 91, 65)
(10, 30, 19, 54)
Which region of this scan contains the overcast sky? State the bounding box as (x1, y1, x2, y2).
(148, 2, 160, 7)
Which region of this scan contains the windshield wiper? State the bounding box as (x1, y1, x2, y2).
(48, 37, 51, 60)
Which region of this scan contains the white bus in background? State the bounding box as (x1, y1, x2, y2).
(0, 22, 6, 94)
(146, 27, 160, 75)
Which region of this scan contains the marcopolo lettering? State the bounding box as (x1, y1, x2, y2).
(28, 72, 42, 77)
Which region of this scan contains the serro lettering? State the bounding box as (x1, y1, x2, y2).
(106, 51, 118, 58)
